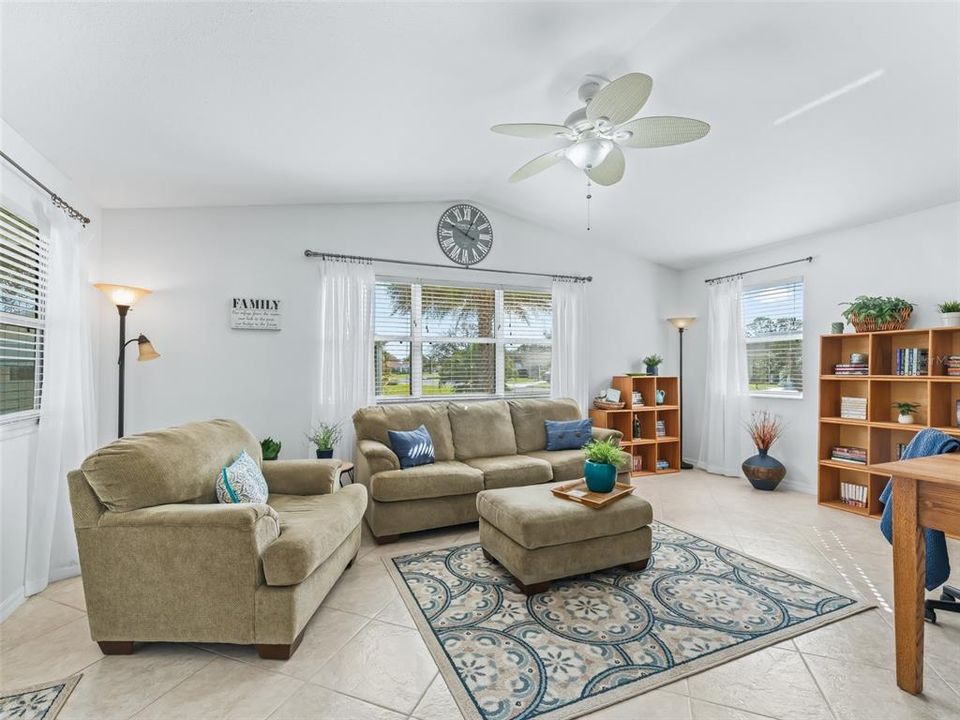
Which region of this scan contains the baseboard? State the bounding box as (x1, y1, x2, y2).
(1, 587, 25, 622)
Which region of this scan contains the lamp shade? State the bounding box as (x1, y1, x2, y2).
(667, 316, 697, 330)
(94, 283, 151, 308)
(135, 334, 160, 361)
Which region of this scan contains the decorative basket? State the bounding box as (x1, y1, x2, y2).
(849, 307, 912, 333)
(593, 399, 625, 410)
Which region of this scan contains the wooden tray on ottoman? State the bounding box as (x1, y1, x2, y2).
(551, 479, 635, 509)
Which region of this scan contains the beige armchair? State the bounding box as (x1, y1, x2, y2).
(68, 419, 366, 659)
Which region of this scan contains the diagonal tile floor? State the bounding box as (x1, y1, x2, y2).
(1, 469, 958, 720)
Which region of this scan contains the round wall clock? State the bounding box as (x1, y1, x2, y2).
(436, 204, 493, 267)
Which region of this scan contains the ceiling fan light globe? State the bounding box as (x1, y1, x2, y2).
(565, 138, 614, 170)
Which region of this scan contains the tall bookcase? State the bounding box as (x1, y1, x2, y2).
(590, 375, 681, 476)
(818, 326, 960, 517)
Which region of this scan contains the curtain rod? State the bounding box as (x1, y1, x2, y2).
(0, 150, 91, 226)
(304, 250, 592, 282)
(704, 256, 813, 284)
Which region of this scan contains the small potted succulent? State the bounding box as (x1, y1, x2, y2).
(260, 437, 281, 461)
(839, 296, 913, 332)
(582, 438, 630, 493)
(893, 401, 920, 425)
(307, 421, 343, 459)
(642, 354, 664, 376)
(742, 410, 786, 491)
(938, 300, 960, 327)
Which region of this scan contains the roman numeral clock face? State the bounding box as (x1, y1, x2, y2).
(437, 204, 492, 267)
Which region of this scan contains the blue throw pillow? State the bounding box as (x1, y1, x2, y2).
(216, 450, 268, 504)
(545, 418, 593, 451)
(388, 424, 436, 470)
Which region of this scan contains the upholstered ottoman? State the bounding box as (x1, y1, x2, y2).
(476, 482, 654, 595)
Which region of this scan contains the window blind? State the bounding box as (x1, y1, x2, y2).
(0, 206, 48, 418)
(373, 280, 551, 400)
(742, 278, 804, 396)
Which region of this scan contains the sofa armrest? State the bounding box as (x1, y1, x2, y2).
(97, 501, 280, 530)
(592, 427, 624, 445)
(262, 459, 341, 495)
(357, 439, 400, 475)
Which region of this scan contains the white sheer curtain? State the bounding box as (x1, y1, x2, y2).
(25, 209, 97, 595)
(551, 279, 589, 414)
(697, 276, 748, 477)
(313, 258, 375, 461)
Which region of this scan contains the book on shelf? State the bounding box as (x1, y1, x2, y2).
(895, 347, 928, 376)
(655, 459, 670, 470)
(655, 420, 666, 438)
(944, 355, 960, 376)
(897, 443, 909, 460)
(839, 482, 867, 508)
(833, 363, 868, 376)
(839, 396, 867, 420)
(631, 455, 643, 472)
(830, 445, 867, 464)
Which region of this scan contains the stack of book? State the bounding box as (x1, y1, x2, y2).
(655, 459, 670, 471)
(831, 445, 867, 465)
(895, 347, 928, 376)
(834, 363, 868, 376)
(897, 443, 909, 460)
(655, 420, 666, 437)
(631, 455, 643, 472)
(632, 391, 645, 405)
(840, 396, 867, 420)
(839, 482, 867, 508)
(944, 355, 960, 377)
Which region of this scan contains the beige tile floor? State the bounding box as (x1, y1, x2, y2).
(2, 469, 959, 720)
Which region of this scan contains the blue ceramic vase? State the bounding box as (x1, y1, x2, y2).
(742, 448, 786, 491)
(584, 460, 617, 493)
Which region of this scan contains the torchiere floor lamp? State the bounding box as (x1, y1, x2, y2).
(94, 283, 160, 437)
(667, 316, 696, 469)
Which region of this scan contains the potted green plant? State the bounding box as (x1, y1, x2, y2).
(307, 421, 343, 459)
(260, 437, 281, 461)
(839, 296, 914, 332)
(937, 300, 960, 327)
(582, 438, 630, 493)
(642, 354, 664, 376)
(893, 401, 920, 425)
(741, 410, 786, 491)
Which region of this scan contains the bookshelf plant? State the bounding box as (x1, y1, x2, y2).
(590, 375, 681, 477)
(818, 326, 960, 518)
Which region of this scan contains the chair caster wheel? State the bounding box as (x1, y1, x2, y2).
(924, 607, 937, 623)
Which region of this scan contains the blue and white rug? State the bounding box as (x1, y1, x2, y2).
(0, 674, 81, 720)
(385, 522, 871, 720)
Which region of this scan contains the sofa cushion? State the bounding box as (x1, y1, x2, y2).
(476, 482, 654, 550)
(387, 424, 436, 470)
(509, 398, 583, 453)
(80, 419, 261, 513)
(216, 450, 268, 504)
(545, 418, 593, 451)
(263, 484, 366, 586)
(448, 400, 517, 460)
(370, 461, 483, 502)
(523, 449, 587, 482)
(464, 454, 553, 490)
(353, 403, 455, 462)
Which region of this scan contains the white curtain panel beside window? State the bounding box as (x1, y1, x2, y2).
(313, 259, 375, 460)
(550, 279, 588, 413)
(697, 276, 749, 477)
(26, 209, 97, 595)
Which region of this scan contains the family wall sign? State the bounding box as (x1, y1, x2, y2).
(230, 298, 281, 330)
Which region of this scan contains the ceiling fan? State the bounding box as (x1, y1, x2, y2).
(492, 73, 710, 186)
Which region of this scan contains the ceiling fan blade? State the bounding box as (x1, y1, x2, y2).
(617, 116, 711, 148)
(508, 150, 566, 182)
(585, 145, 625, 186)
(491, 123, 573, 139)
(586, 73, 653, 125)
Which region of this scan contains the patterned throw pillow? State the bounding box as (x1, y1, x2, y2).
(544, 418, 593, 451)
(216, 450, 268, 504)
(387, 424, 436, 470)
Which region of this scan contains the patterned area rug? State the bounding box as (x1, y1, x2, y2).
(0, 674, 81, 720)
(386, 522, 871, 720)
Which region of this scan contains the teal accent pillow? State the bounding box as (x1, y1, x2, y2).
(216, 450, 268, 504)
(388, 424, 435, 470)
(545, 418, 592, 451)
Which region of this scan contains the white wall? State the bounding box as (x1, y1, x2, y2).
(97, 203, 679, 454)
(677, 201, 960, 493)
(0, 119, 102, 619)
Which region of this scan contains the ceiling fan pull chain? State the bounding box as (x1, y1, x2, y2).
(585, 178, 592, 231)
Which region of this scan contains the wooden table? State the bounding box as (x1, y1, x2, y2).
(870, 453, 960, 695)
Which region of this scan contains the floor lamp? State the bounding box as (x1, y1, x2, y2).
(667, 316, 696, 470)
(95, 283, 160, 437)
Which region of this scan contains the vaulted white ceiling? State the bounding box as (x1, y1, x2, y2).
(1, 1, 957, 268)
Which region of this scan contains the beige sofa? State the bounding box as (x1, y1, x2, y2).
(353, 398, 624, 542)
(68, 419, 366, 660)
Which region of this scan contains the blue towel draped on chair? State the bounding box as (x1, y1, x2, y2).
(879, 428, 960, 591)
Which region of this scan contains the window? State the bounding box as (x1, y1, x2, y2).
(742, 278, 803, 397)
(0, 206, 48, 420)
(374, 280, 551, 400)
